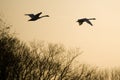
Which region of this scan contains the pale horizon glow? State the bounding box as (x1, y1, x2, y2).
(1, 0, 120, 68)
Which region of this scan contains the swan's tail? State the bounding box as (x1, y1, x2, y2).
(88, 18, 96, 20)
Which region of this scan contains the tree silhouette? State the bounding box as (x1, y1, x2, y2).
(1, 16, 120, 80)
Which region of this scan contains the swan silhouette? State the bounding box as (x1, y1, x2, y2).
(77, 18, 96, 26)
(25, 12, 49, 21)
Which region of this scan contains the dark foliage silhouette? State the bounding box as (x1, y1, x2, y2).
(0, 18, 83, 80)
(1, 17, 120, 80)
(25, 12, 49, 21)
(77, 18, 96, 26)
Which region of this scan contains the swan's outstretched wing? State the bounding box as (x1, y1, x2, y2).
(25, 14, 35, 18)
(85, 20, 93, 26)
(35, 12, 42, 17)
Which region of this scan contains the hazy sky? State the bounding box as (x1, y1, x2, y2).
(1, 0, 120, 67)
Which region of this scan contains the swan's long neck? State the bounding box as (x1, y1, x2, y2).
(88, 18, 96, 20)
(39, 15, 49, 18)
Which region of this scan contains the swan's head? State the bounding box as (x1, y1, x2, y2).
(45, 15, 49, 17)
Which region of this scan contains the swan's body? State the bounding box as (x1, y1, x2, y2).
(77, 18, 96, 26)
(25, 12, 49, 21)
